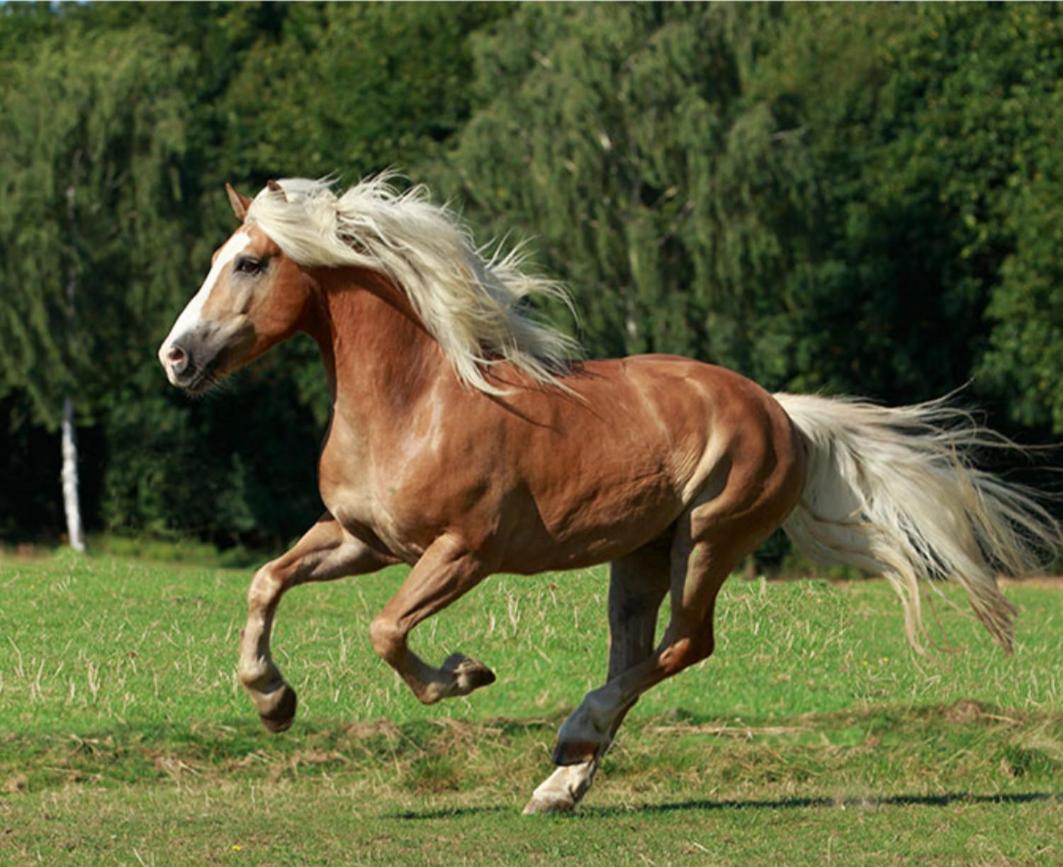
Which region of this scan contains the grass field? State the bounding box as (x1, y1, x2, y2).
(0, 552, 1060, 865)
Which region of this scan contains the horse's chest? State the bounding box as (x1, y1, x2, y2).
(317, 435, 442, 563)
(323, 482, 429, 562)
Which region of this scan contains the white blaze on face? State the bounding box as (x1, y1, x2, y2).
(158, 231, 251, 378)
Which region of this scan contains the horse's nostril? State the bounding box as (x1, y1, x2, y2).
(166, 344, 188, 373)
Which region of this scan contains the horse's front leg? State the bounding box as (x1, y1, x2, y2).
(238, 515, 396, 732)
(369, 534, 493, 704)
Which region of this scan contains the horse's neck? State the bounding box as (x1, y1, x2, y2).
(306, 267, 447, 426)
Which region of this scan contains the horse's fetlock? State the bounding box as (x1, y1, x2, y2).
(415, 683, 445, 705)
(557, 702, 610, 760)
(238, 657, 274, 689)
(583, 688, 613, 720)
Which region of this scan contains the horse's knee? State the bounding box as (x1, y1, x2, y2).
(369, 615, 403, 663)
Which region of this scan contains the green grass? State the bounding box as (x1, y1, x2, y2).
(0, 552, 1060, 864)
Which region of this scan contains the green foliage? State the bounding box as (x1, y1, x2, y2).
(0, 2, 67, 62)
(975, 11, 1063, 430)
(100, 366, 323, 547)
(0, 26, 192, 425)
(0, 392, 65, 539)
(442, 3, 1063, 422)
(0, 3, 1059, 547)
(438, 4, 813, 375)
(222, 3, 505, 181)
(764, 4, 1063, 412)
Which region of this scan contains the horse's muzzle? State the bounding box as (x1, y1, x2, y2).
(158, 331, 216, 393)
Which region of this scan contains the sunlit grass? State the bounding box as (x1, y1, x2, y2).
(1, 552, 1058, 731)
(0, 552, 1059, 864)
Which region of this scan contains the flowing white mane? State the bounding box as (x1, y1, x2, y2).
(245, 175, 578, 394)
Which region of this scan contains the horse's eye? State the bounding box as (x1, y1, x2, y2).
(235, 256, 265, 275)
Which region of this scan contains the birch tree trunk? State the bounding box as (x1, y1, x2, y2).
(62, 182, 85, 552)
(61, 395, 85, 552)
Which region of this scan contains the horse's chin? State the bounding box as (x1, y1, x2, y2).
(184, 375, 220, 397)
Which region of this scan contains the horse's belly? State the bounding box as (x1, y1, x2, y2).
(497, 459, 688, 572)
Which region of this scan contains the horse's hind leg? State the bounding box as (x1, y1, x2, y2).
(238, 515, 396, 732)
(524, 542, 669, 814)
(551, 508, 750, 770)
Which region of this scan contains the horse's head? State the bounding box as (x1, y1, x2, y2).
(158, 182, 312, 394)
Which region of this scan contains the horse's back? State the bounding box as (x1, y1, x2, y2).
(585, 354, 801, 505)
(566, 354, 797, 474)
(485, 354, 804, 569)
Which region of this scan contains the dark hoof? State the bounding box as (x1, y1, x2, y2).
(461, 662, 497, 691)
(258, 686, 297, 733)
(442, 653, 496, 696)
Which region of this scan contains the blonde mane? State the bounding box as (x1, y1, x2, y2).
(245, 175, 578, 394)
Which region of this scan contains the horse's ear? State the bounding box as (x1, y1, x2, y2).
(225, 183, 251, 221)
(266, 179, 288, 202)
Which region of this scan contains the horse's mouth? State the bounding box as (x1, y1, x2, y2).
(172, 354, 223, 396)
(184, 369, 214, 395)
(183, 360, 226, 396)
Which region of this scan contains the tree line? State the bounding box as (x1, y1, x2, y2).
(1, 2, 1059, 553)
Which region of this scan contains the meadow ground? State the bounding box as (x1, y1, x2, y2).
(0, 552, 1059, 865)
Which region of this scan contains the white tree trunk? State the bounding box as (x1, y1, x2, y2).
(61, 181, 86, 553)
(61, 395, 85, 553)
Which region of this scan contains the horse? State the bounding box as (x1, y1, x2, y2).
(158, 176, 1059, 814)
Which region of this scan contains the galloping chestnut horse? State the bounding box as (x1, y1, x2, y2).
(159, 177, 1058, 813)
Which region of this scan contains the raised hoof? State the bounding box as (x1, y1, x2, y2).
(258, 686, 297, 733)
(522, 794, 575, 816)
(442, 653, 496, 695)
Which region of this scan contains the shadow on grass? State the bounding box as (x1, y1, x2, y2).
(394, 791, 1060, 821)
(10, 699, 1044, 759)
(582, 791, 1060, 818)
(8, 714, 561, 753)
(393, 806, 510, 820)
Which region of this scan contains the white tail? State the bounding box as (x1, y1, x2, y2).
(775, 393, 1061, 652)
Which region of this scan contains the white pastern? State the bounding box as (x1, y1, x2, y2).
(159, 231, 251, 368)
